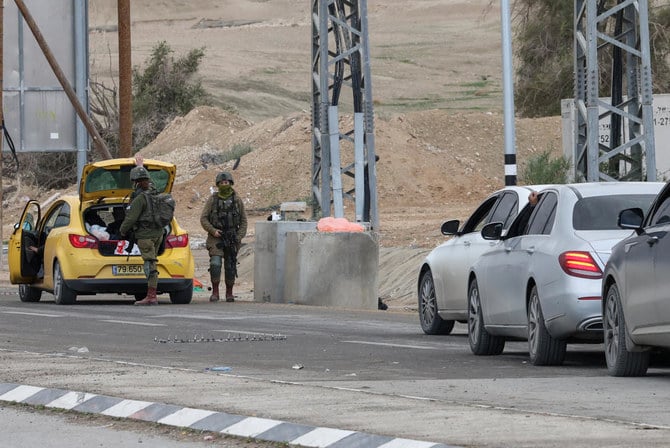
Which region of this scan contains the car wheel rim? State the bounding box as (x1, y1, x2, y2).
(468, 285, 480, 345)
(528, 294, 539, 357)
(54, 264, 62, 299)
(420, 274, 436, 325)
(605, 290, 620, 365)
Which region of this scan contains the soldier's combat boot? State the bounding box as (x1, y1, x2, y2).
(225, 283, 235, 302)
(209, 281, 220, 302)
(135, 287, 158, 306)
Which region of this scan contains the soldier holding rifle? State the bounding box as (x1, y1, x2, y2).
(200, 172, 248, 302)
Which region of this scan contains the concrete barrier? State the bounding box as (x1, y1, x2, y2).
(254, 221, 380, 309)
(254, 221, 317, 303)
(283, 231, 379, 310)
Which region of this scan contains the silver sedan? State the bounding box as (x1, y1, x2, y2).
(417, 185, 544, 335)
(468, 182, 664, 365)
(603, 180, 670, 376)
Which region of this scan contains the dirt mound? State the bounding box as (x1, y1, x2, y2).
(138, 106, 562, 249)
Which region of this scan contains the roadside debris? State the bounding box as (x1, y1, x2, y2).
(154, 333, 286, 343)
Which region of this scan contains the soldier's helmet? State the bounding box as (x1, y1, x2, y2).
(216, 171, 234, 185)
(130, 166, 150, 181)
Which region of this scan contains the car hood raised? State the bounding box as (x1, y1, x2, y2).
(79, 158, 176, 202)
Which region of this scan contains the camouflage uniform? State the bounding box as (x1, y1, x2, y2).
(120, 185, 165, 290)
(200, 190, 247, 295)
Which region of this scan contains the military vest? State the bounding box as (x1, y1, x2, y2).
(211, 193, 240, 231)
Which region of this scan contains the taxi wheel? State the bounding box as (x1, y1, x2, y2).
(53, 261, 77, 305)
(19, 284, 42, 302)
(170, 285, 193, 304)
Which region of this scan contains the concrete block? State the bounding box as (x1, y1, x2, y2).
(280, 201, 307, 220)
(283, 231, 379, 310)
(254, 221, 317, 303)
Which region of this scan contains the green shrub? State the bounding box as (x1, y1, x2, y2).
(132, 41, 211, 149)
(521, 149, 570, 184)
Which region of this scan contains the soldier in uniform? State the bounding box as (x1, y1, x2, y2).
(120, 166, 165, 306)
(200, 171, 248, 302)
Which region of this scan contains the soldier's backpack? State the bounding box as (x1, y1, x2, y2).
(143, 191, 176, 228)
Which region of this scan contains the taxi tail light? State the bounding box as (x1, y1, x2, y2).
(558, 251, 602, 279)
(69, 234, 99, 249)
(166, 233, 189, 248)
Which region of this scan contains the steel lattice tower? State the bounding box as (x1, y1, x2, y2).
(574, 0, 656, 181)
(311, 0, 378, 229)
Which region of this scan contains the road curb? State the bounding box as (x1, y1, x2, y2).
(0, 382, 459, 448)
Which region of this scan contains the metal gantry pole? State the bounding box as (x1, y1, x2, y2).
(74, 0, 88, 182)
(573, 0, 656, 182)
(311, 0, 378, 229)
(500, 0, 516, 186)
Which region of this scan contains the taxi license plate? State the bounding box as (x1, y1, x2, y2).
(112, 265, 144, 276)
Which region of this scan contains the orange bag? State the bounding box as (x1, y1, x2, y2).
(317, 217, 364, 232)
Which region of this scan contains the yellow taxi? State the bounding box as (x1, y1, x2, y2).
(8, 158, 195, 305)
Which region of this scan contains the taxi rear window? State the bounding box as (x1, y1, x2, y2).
(85, 167, 170, 193)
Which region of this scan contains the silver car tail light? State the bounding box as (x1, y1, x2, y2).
(558, 251, 603, 279)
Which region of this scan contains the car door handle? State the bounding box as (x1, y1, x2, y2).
(647, 236, 659, 246)
(526, 246, 535, 254)
(463, 241, 471, 247)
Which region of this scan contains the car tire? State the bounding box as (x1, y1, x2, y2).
(604, 282, 649, 377)
(527, 286, 566, 366)
(418, 269, 454, 335)
(18, 284, 42, 302)
(468, 278, 505, 355)
(53, 261, 77, 305)
(169, 284, 193, 304)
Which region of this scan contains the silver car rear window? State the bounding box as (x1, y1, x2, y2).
(573, 194, 656, 230)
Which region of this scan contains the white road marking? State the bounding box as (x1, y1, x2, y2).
(212, 329, 286, 336)
(100, 320, 166, 327)
(152, 313, 303, 320)
(1, 311, 63, 317)
(342, 340, 442, 350)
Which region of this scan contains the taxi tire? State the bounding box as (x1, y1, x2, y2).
(170, 285, 193, 304)
(19, 284, 42, 302)
(53, 261, 77, 305)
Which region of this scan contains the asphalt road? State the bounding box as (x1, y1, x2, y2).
(1, 288, 670, 447)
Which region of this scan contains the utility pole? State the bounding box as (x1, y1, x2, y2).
(311, 0, 378, 229)
(1, 0, 4, 268)
(118, 0, 132, 157)
(573, 0, 656, 182)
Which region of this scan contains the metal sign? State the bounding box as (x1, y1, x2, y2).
(2, 0, 88, 154)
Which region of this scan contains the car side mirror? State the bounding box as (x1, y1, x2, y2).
(441, 219, 460, 236)
(618, 207, 644, 233)
(481, 222, 503, 240)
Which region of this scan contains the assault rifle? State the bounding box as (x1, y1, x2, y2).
(216, 229, 239, 279)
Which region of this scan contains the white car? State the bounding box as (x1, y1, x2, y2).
(418, 185, 546, 335)
(467, 182, 664, 365)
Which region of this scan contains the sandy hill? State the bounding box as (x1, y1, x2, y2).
(140, 106, 562, 248)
